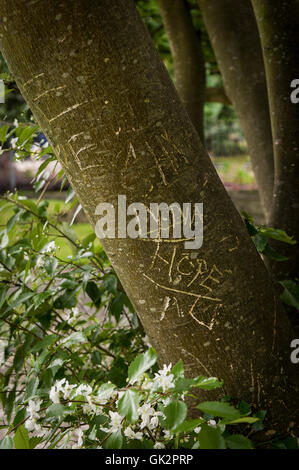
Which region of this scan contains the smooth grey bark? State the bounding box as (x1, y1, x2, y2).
(158, 0, 206, 142)
(251, 0, 299, 282)
(198, 0, 274, 221)
(0, 0, 297, 433)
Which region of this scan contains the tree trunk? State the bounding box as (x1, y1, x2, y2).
(251, 0, 299, 282)
(158, 0, 206, 143)
(198, 0, 274, 221)
(0, 0, 297, 433)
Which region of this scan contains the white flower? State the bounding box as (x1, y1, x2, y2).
(163, 430, 174, 440)
(13, 118, 18, 127)
(149, 415, 160, 429)
(25, 418, 38, 432)
(75, 384, 92, 398)
(153, 365, 175, 392)
(50, 386, 60, 404)
(108, 411, 123, 433)
(72, 428, 84, 449)
(207, 419, 217, 427)
(82, 397, 98, 415)
(138, 403, 155, 429)
(11, 137, 18, 149)
(154, 442, 165, 449)
(97, 385, 117, 403)
(62, 381, 76, 400)
(41, 240, 56, 253)
(77, 429, 84, 447)
(25, 398, 43, 434)
(71, 307, 80, 318)
(49, 378, 67, 403)
(36, 255, 44, 268)
(124, 427, 143, 440)
(149, 364, 175, 392)
(149, 416, 159, 429)
(159, 364, 172, 375)
(27, 398, 42, 416)
(194, 426, 201, 434)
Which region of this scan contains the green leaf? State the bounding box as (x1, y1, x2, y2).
(32, 291, 52, 309)
(101, 274, 118, 295)
(29, 437, 43, 449)
(25, 376, 39, 400)
(82, 232, 96, 248)
(46, 404, 68, 418)
(226, 417, 259, 425)
(128, 348, 157, 384)
(262, 244, 289, 261)
(194, 376, 223, 390)
(110, 292, 126, 321)
(197, 401, 241, 419)
(54, 291, 77, 309)
(252, 410, 267, 432)
(20, 199, 39, 215)
(226, 434, 253, 449)
(161, 400, 187, 431)
(0, 287, 7, 308)
(283, 437, 299, 449)
(118, 390, 140, 424)
(44, 257, 58, 277)
(174, 419, 203, 433)
(31, 334, 58, 353)
(174, 376, 222, 393)
(252, 233, 268, 252)
(0, 230, 9, 249)
(91, 351, 102, 365)
(13, 408, 27, 428)
(171, 360, 184, 379)
(198, 424, 226, 449)
(60, 332, 86, 347)
(13, 347, 24, 374)
(86, 281, 101, 307)
(260, 227, 296, 245)
(103, 430, 123, 449)
(5, 291, 35, 311)
(14, 424, 30, 449)
(5, 390, 16, 422)
(280, 280, 299, 310)
(0, 124, 9, 145)
(0, 436, 14, 449)
(242, 212, 258, 236)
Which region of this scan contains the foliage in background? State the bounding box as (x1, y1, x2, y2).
(243, 212, 299, 312)
(0, 0, 246, 157)
(0, 123, 297, 449)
